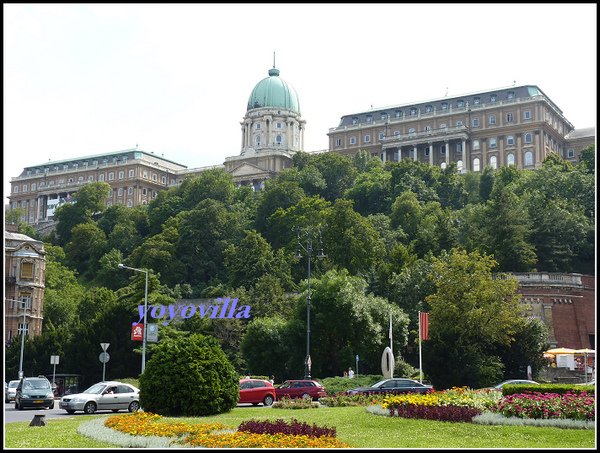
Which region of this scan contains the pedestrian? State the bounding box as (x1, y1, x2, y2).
(269, 375, 275, 384)
(348, 367, 354, 378)
(343, 370, 348, 378)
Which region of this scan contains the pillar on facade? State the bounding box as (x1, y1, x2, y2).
(462, 140, 467, 172)
(429, 143, 434, 166)
(413, 145, 418, 161)
(445, 142, 450, 164)
(382, 150, 386, 163)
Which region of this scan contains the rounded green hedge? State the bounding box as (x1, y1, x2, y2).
(139, 334, 239, 416)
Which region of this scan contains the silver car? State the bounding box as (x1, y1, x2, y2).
(5, 380, 20, 403)
(59, 381, 140, 414)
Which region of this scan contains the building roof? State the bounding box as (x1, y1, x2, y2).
(23, 148, 187, 172)
(334, 85, 567, 128)
(5, 231, 42, 243)
(565, 127, 596, 140)
(247, 67, 300, 114)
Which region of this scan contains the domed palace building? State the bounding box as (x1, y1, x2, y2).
(224, 64, 306, 191)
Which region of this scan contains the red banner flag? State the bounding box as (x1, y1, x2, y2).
(131, 323, 144, 341)
(419, 312, 429, 340)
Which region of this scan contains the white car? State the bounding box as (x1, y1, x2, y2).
(59, 381, 140, 414)
(5, 380, 20, 403)
(493, 379, 538, 389)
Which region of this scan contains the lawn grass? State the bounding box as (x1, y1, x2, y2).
(4, 406, 595, 448)
(4, 415, 117, 448)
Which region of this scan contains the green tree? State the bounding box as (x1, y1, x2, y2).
(240, 316, 292, 381)
(344, 163, 392, 216)
(323, 199, 385, 274)
(255, 180, 305, 233)
(224, 230, 276, 289)
(64, 222, 108, 276)
(292, 269, 409, 378)
(480, 188, 537, 272)
(423, 249, 524, 389)
(309, 152, 357, 201)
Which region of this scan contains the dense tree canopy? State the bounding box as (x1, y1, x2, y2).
(13, 152, 593, 386)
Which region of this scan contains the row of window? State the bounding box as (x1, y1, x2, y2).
(13, 170, 169, 193)
(25, 155, 131, 175)
(108, 187, 156, 197)
(255, 134, 285, 146)
(340, 131, 536, 148)
(380, 150, 535, 171)
(255, 122, 286, 130)
(350, 92, 524, 124)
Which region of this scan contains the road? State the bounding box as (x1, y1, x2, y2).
(4, 401, 268, 423)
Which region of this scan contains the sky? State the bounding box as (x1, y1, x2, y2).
(3, 3, 597, 205)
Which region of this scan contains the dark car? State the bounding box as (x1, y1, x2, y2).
(275, 380, 328, 401)
(491, 379, 538, 390)
(15, 376, 55, 410)
(345, 378, 433, 395)
(239, 379, 276, 406)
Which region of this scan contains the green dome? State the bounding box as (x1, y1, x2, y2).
(247, 67, 300, 114)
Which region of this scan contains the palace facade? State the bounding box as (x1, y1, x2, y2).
(327, 85, 594, 171)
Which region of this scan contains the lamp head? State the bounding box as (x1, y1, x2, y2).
(294, 249, 302, 260)
(118, 263, 124, 269)
(317, 250, 326, 260)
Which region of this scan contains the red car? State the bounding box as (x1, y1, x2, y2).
(275, 380, 327, 401)
(239, 379, 276, 406)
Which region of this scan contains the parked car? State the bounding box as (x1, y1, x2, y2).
(5, 380, 20, 403)
(491, 379, 538, 390)
(575, 380, 595, 386)
(59, 381, 140, 414)
(239, 378, 276, 406)
(345, 378, 433, 395)
(15, 376, 55, 410)
(275, 380, 328, 401)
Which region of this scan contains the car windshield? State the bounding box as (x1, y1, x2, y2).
(371, 380, 391, 388)
(278, 382, 291, 389)
(24, 379, 51, 389)
(83, 383, 107, 394)
(9, 381, 19, 388)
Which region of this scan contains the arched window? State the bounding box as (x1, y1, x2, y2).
(256, 135, 261, 146)
(408, 128, 416, 135)
(490, 155, 498, 169)
(524, 151, 533, 166)
(473, 158, 481, 172)
(507, 153, 515, 166)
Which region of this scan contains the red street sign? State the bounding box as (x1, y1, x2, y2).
(131, 323, 144, 341)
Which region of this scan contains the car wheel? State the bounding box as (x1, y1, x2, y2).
(66, 410, 76, 415)
(263, 395, 274, 406)
(83, 402, 97, 414)
(128, 401, 140, 412)
(301, 393, 311, 401)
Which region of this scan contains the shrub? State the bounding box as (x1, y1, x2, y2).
(502, 384, 595, 396)
(320, 375, 383, 395)
(272, 396, 319, 409)
(238, 418, 336, 438)
(394, 358, 418, 379)
(139, 333, 239, 416)
(319, 393, 384, 407)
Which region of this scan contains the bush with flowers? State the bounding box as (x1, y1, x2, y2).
(376, 387, 501, 422)
(104, 411, 349, 448)
(490, 391, 595, 421)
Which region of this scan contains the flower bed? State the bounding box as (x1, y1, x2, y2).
(104, 411, 348, 448)
(376, 387, 501, 422)
(490, 391, 595, 421)
(238, 418, 336, 437)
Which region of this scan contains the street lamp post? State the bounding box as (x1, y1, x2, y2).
(118, 264, 149, 374)
(18, 303, 28, 378)
(295, 228, 326, 380)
